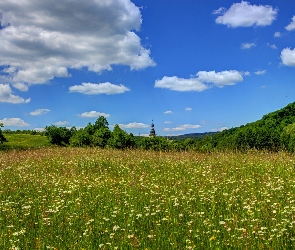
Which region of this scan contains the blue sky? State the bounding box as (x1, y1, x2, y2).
(1, 0, 295, 136)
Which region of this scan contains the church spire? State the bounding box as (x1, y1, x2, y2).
(149, 120, 156, 137)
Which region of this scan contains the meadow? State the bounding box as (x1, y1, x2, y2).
(1, 134, 50, 150)
(1, 147, 295, 249)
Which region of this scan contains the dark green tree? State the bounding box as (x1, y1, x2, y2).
(92, 127, 111, 148)
(139, 136, 170, 151)
(84, 122, 95, 136)
(45, 125, 73, 146)
(0, 123, 7, 144)
(93, 116, 109, 130)
(108, 124, 135, 149)
(70, 129, 91, 147)
(281, 123, 295, 152)
(69, 117, 112, 148)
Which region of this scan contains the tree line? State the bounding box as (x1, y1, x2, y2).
(1, 101, 295, 152)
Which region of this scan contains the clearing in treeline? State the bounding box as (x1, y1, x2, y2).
(1, 147, 295, 249)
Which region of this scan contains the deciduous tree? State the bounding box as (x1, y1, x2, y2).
(0, 123, 7, 144)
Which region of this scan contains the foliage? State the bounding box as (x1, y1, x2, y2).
(92, 127, 112, 148)
(280, 123, 295, 152)
(4, 101, 295, 152)
(69, 117, 112, 148)
(0, 123, 7, 144)
(93, 116, 109, 130)
(197, 101, 295, 152)
(69, 128, 92, 147)
(108, 124, 135, 149)
(1, 148, 295, 249)
(139, 136, 171, 151)
(44, 125, 73, 146)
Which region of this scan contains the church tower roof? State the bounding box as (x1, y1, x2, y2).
(149, 120, 156, 137)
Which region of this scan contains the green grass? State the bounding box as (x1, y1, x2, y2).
(1, 134, 50, 150)
(0, 148, 295, 249)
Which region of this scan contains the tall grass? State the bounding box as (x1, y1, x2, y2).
(0, 148, 295, 249)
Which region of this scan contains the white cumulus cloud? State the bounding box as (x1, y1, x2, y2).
(285, 16, 295, 31)
(69, 82, 130, 95)
(0, 0, 155, 89)
(30, 109, 50, 116)
(155, 76, 209, 92)
(155, 70, 243, 91)
(281, 48, 295, 67)
(274, 32, 281, 37)
(164, 111, 173, 114)
(0, 84, 31, 104)
(0, 118, 29, 127)
(118, 122, 149, 129)
(185, 107, 192, 111)
(78, 111, 110, 118)
(212, 127, 228, 132)
(214, 1, 277, 28)
(34, 128, 45, 132)
(196, 70, 243, 88)
(54, 121, 69, 126)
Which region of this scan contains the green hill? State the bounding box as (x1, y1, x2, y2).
(167, 132, 217, 140)
(203, 101, 295, 151)
(1, 133, 50, 150)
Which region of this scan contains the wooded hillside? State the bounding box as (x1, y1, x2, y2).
(201, 101, 295, 151)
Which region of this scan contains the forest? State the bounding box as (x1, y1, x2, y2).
(1, 101, 295, 152)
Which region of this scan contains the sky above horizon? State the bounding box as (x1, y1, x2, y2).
(1, 0, 295, 136)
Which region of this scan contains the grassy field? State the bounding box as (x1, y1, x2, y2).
(1, 148, 295, 249)
(1, 134, 50, 150)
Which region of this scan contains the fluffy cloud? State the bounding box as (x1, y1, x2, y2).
(164, 111, 173, 114)
(212, 127, 228, 132)
(274, 32, 281, 37)
(241, 43, 256, 49)
(0, 84, 31, 104)
(254, 70, 267, 75)
(155, 70, 243, 91)
(0, 118, 29, 127)
(30, 109, 50, 116)
(285, 16, 295, 31)
(281, 48, 295, 67)
(155, 76, 208, 92)
(0, 0, 155, 89)
(214, 1, 277, 28)
(69, 82, 130, 95)
(34, 128, 45, 132)
(118, 122, 149, 129)
(196, 70, 243, 88)
(78, 111, 110, 118)
(164, 124, 201, 132)
(54, 121, 69, 126)
(185, 107, 192, 111)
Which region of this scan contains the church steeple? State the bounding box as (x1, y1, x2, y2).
(149, 120, 156, 137)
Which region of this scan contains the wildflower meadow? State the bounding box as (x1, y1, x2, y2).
(1, 147, 295, 249)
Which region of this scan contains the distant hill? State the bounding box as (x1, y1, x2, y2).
(166, 132, 217, 140)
